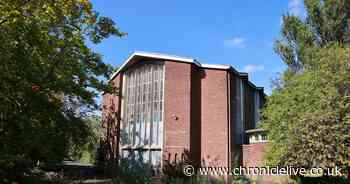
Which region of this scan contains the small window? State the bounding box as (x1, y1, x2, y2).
(261, 134, 268, 141)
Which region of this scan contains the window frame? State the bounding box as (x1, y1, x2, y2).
(119, 61, 165, 168)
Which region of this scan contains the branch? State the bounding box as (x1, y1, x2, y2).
(0, 19, 7, 26)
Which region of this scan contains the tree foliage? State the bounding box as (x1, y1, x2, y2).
(0, 0, 124, 172)
(275, 0, 350, 74)
(69, 116, 102, 164)
(263, 46, 350, 170)
(263, 0, 350, 173)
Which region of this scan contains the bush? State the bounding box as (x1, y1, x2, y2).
(112, 157, 153, 184)
(0, 154, 33, 183)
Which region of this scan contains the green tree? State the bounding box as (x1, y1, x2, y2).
(263, 46, 350, 170)
(263, 0, 350, 174)
(69, 116, 102, 164)
(275, 0, 350, 74)
(0, 0, 124, 177)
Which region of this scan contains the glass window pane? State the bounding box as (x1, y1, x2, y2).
(122, 150, 129, 159)
(151, 150, 162, 166)
(121, 62, 164, 165)
(142, 150, 150, 163)
(158, 120, 163, 146)
(152, 120, 158, 145)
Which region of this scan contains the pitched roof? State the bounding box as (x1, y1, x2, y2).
(109, 51, 264, 91)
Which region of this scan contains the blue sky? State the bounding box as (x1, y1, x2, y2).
(89, 0, 305, 94)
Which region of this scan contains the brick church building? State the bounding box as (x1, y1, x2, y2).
(101, 51, 268, 171)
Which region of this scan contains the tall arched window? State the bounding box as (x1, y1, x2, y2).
(120, 61, 164, 167)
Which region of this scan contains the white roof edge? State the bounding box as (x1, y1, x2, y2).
(109, 52, 136, 81)
(133, 51, 198, 64)
(108, 52, 263, 92)
(109, 51, 201, 82)
(201, 64, 230, 69)
(110, 52, 232, 81)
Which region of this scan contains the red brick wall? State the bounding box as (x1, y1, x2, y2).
(101, 59, 267, 171)
(190, 65, 202, 167)
(101, 74, 123, 161)
(163, 61, 192, 162)
(200, 69, 229, 167)
(242, 143, 268, 167)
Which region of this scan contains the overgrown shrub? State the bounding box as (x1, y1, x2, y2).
(162, 150, 194, 183)
(0, 154, 33, 183)
(112, 156, 153, 184)
(162, 150, 252, 184)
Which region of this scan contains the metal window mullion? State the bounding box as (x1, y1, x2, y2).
(124, 73, 129, 145)
(136, 70, 140, 146)
(139, 68, 143, 146)
(145, 66, 149, 146)
(140, 68, 145, 146)
(126, 73, 130, 145)
(159, 64, 164, 146)
(127, 73, 132, 145)
(144, 65, 149, 160)
(157, 65, 161, 146)
(128, 73, 132, 146)
(137, 68, 141, 146)
(131, 73, 134, 145)
(155, 66, 159, 146)
(136, 68, 141, 146)
(153, 68, 157, 146)
(134, 69, 138, 146)
(146, 65, 152, 146)
(149, 64, 154, 146)
(132, 72, 136, 146)
(160, 64, 165, 169)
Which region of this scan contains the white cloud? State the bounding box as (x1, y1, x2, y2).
(288, 0, 302, 16)
(243, 64, 265, 73)
(224, 37, 246, 48)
